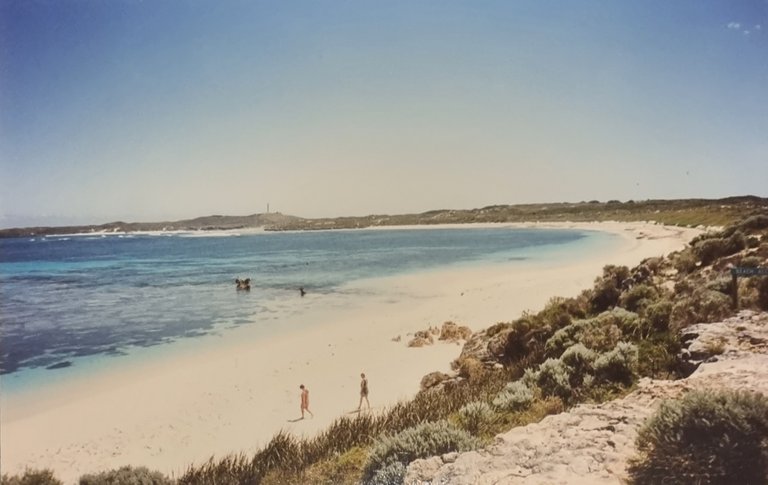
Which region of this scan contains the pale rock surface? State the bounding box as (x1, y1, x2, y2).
(405, 311, 768, 485)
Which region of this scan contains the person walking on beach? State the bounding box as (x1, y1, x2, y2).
(300, 384, 313, 419)
(357, 373, 370, 411)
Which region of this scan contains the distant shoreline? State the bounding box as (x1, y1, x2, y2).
(1, 195, 763, 237)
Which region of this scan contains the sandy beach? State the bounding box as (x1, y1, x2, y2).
(0, 222, 701, 482)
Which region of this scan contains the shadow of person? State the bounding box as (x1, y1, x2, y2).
(287, 417, 304, 423)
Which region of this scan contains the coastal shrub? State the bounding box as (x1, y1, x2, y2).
(457, 401, 496, 435)
(80, 467, 172, 485)
(1, 470, 63, 485)
(619, 284, 659, 313)
(493, 381, 534, 411)
(693, 238, 727, 266)
(673, 250, 697, 274)
(739, 255, 764, 268)
(694, 231, 746, 266)
(636, 333, 682, 379)
(579, 321, 622, 354)
(597, 308, 643, 338)
(545, 309, 634, 357)
(739, 214, 768, 232)
(707, 276, 735, 295)
(532, 358, 572, 400)
(642, 299, 673, 332)
(560, 343, 597, 388)
(628, 389, 768, 485)
(500, 318, 550, 368)
(366, 462, 406, 485)
(593, 342, 638, 386)
(670, 289, 732, 330)
(589, 265, 631, 313)
(362, 420, 479, 482)
(544, 320, 588, 357)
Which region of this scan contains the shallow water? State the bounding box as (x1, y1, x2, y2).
(0, 227, 613, 388)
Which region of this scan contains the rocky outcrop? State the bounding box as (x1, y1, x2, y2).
(408, 322, 472, 348)
(405, 311, 768, 485)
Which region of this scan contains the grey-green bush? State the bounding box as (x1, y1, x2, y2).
(79, 467, 172, 485)
(560, 343, 597, 388)
(628, 389, 768, 485)
(492, 381, 534, 411)
(1, 469, 63, 485)
(619, 284, 659, 313)
(593, 342, 638, 386)
(533, 358, 572, 400)
(670, 289, 732, 330)
(457, 401, 496, 435)
(642, 299, 672, 332)
(589, 265, 631, 313)
(362, 420, 479, 481)
(366, 461, 406, 485)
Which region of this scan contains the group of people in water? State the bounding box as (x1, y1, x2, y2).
(235, 278, 307, 298)
(298, 373, 370, 420)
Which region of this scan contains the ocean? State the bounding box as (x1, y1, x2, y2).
(0, 226, 616, 392)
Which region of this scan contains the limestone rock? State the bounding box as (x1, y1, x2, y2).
(420, 371, 451, 391)
(439, 321, 473, 342)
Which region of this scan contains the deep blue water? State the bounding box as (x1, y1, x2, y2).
(0, 227, 603, 380)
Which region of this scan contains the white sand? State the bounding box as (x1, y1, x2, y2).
(0, 222, 701, 483)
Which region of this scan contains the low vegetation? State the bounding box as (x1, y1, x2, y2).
(628, 389, 768, 484)
(4, 212, 767, 484)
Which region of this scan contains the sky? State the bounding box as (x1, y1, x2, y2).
(1, 0, 767, 228)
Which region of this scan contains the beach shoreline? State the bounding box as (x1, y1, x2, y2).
(0, 222, 702, 483)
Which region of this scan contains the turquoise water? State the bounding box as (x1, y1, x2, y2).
(0, 227, 615, 390)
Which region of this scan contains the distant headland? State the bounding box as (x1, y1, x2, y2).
(1, 196, 766, 238)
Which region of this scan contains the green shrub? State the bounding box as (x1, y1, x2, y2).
(628, 389, 768, 485)
(694, 238, 728, 266)
(673, 250, 697, 274)
(362, 420, 479, 481)
(532, 358, 572, 400)
(1, 470, 63, 485)
(670, 289, 732, 330)
(545, 309, 638, 356)
(593, 342, 638, 386)
(79, 467, 172, 485)
(589, 265, 631, 313)
(457, 401, 496, 435)
(500, 318, 550, 368)
(694, 232, 746, 266)
(739, 214, 768, 232)
(597, 308, 642, 338)
(739, 255, 764, 268)
(560, 343, 597, 388)
(620, 284, 659, 313)
(707, 276, 735, 295)
(493, 381, 534, 411)
(366, 461, 406, 485)
(642, 299, 672, 332)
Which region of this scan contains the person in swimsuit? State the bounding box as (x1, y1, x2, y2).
(357, 373, 370, 411)
(300, 384, 313, 419)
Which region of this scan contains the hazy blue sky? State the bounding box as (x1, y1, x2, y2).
(1, 1, 766, 227)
